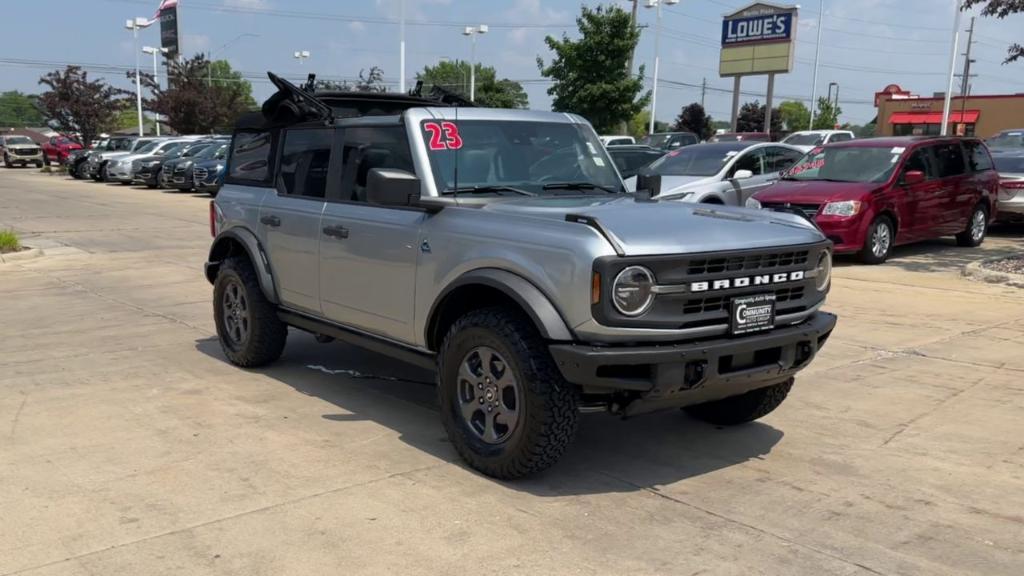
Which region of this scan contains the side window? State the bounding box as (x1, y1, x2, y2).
(611, 152, 630, 173)
(902, 148, 936, 180)
(730, 149, 764, 176)
(228, 131, 274, 185)
(963, 141, 993, 172)
(765, 147, 802, 172)
(932, 143, 967, 178)
(278, 128, 333, 199)
(830, 133, 852, 143)
(340, 126, 415, 203)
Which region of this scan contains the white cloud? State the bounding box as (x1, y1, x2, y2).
(349, 21, 367, 33)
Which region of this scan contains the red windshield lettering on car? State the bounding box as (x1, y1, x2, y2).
(423, 122, 446, 151)
(423, 121, 463, 151)
(441, 121, 463, 150)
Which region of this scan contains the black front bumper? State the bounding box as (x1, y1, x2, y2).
(549, 311, 837, 417)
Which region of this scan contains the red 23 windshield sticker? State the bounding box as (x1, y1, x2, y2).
(423, 121, 463, 150)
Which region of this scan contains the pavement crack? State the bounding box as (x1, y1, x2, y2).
(7, 393, 27, 438)
(596, 471, 891, 576)
(306, 364, 435, 386)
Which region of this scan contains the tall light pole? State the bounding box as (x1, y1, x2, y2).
(807, 0, 824, 130)
(941, 0, 963, 136)
(142, 46, 168, 136)
(399, 0, 407, 93)
(294, 50, 311, 67)
(125, 17, 148, 137)
(645, 0, 679, 135)
(463, 25, 488, 102)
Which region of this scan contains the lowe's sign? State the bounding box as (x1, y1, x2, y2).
(721, 13, 794, 46)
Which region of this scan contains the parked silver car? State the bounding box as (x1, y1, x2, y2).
(205, 74, 837, 479)
(625, 141, 806, 206)
(993, 150, 1024, 222)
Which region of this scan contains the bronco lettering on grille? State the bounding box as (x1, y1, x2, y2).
(690, 270, 805, 292)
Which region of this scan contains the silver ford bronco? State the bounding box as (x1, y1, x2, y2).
(205, 74, 837, 479)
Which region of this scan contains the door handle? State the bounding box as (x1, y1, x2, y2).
(322, 225, 349, 239)
(260, 215, 281, 227)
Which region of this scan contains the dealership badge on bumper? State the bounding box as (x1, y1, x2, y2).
(731, 293, 776, 335)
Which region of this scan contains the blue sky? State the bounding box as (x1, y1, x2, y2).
(2, 0, 1023, 127)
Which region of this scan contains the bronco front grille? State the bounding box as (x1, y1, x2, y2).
(682, 287, 805, 315)
(686, 251, 809, 276)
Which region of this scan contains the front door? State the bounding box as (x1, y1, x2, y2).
(897, 147, 942, 242)
(318, 125, 425, 343)
(725, 147, 772, 205)
(259, 127, 334, 314)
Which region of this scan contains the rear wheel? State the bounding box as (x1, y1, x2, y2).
(684, 379, 793, 425)
(437, 307, 578, 479)
(213, 257, 287, 367)
(860, 215, 894, 264)
(956, 203, 988, 247)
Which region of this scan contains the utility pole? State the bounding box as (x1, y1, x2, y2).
(957, 16, 977, 135)
(940, 0, 963, 137)
(622, 0, 639, 134)
(399, 0, 406, 93)
(700, 77, 706, 108)
(807, 0, 823, 130)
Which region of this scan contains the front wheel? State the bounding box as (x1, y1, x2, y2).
(438, 307, 578, 479)
(213, 257, 287, 367)
(956, 203, 988, 247)
(684, 379, 793, 425)
(2, 154, 10, 167)
(860, 215, 894, 264)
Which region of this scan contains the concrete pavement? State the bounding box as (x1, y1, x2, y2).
(2, 170, 1023, 575)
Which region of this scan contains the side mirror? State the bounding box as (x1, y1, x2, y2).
(668, 141, 682, 149)
(902, 170, 925, 186)
(635, 171, 662, 197)
(367, 168, 421, 207)
(732, 169, 754, 180)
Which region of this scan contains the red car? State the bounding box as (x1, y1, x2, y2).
(41, 135, 83, 165)
(752, 136, 999, 264)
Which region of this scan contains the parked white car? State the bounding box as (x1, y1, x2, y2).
(781, 130, 855, 152)
(599, 135, 636, 146)
(625, 142, 805, 206)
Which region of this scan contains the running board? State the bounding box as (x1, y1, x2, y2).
(277, 310, 437, 371)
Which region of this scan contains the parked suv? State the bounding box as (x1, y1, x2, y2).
(750, 137, 999, 264)
(205, 75, 837, 479)
(1, 135, 44, 168)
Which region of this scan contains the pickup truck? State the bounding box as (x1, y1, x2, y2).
(41, 135, 83, 165)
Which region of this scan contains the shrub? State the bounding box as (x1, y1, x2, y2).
(0, 229, 21, 253)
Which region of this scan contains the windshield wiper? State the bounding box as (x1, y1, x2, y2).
(541, 181, 617, 194)
(441, 185, 536, 197)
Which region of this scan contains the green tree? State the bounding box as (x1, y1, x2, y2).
(37, 66, 131, 146)
(627, 110, 668, 139)
(142, 54, 257, 134)
(736, 100, 782, 133)
(777, 100, 810, 132)
(812, 97, 842, 130)
(673, 103, 713, 140)
(0, 91, 44, 128)
(537, 4, 649, 133)
(962, 0, 1023, 63)
(106, 108, 158, 133)
(315, 67, 388, 93)
(417, 60, 527, 109)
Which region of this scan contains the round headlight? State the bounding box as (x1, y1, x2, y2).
(815, 250, 832, 292)
(612, 266, 655, 316)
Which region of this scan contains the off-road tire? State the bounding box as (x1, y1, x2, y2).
(437, 307, 578, 479)
(955, 203, 988, 247)
(859, 215, 894, 265)
(213, 256, 287, 368)
(684, 378, 793, 426)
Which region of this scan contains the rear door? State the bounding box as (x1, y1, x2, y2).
(258, 127, 334, 314)
(318, 125, 425, 342)
(962, 139, 998, 221)
(930, 142, 970, 233)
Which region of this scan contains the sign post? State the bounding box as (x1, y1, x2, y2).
(719, 3, 798, 136)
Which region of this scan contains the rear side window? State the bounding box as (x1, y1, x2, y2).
(228, 131, 274, 185)
(278, 128, 333, 199)
(340, 126, 415, 202)
(829, 133, 852, 143)
(963, 141, 993, 172)
(932, 143, 967, 178)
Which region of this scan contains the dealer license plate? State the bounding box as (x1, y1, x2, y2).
(730, 293, 776, 335)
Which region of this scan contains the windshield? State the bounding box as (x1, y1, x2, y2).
(783, 133, 824, 146)
(993, 155, 1024, 174)
(5, 136, 34, 145)
(195, 143, 227, 160)
(988, 132, 1024, 150)
(644, 144, 743, 177)
(422, 120, 624, 195)
(182, 144, 211, 158)
(135, 141, 161, 155)
(784, 146, 899, 183)
(108, 139, 134, 151)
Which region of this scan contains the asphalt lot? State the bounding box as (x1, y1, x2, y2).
(2, 169, 1023, 575)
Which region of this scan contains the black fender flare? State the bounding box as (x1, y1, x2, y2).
(427, 268, 574, 345)
(204, 227, 279, 304)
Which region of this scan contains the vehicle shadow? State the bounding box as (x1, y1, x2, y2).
(194, 332, 784, 494)
(833, 224, 1023, 274)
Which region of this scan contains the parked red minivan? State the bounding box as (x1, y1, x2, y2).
(751, 137, 999, 264)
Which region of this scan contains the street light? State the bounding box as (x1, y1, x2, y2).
(142, 46, 169, 136)
(125, 17, 149, 137)
(827, 81, 839, 119)
(644, 0, 679, 135)
(462, 25, 488, 102)
(294, 50, 311, 66)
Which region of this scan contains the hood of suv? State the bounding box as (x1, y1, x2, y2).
(482, 196, 823, 256)
(755, 179, 879, 205)
(5, 142, 40, 151)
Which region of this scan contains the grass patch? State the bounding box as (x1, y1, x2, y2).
(0, 229, 21, 254)
(40, 165, 52, 173)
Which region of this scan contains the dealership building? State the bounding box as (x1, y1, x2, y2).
(874, 84, 1024, 138)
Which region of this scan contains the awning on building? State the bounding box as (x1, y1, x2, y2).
(889, 110, 980, 124)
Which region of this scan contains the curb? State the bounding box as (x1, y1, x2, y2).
(962, 257, 1024, 289)
(0, 246, 43, 264)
